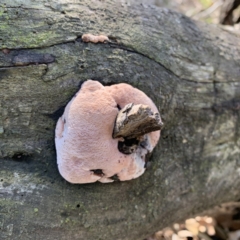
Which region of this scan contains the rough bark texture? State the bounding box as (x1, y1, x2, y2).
(113, 103, 162, 139)
(0, 1, 240, 240)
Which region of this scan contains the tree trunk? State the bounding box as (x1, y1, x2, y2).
(0, 1, 240, 239)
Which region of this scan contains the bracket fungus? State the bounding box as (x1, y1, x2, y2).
(55, 80, 163, 184)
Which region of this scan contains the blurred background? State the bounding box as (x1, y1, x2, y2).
(128, 0, 240, 27)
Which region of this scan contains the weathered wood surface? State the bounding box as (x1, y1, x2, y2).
(0, 1, 240, 239)
(113, 103, 163, 139)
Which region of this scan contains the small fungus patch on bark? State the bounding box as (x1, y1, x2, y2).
(82, 34, 109, 43)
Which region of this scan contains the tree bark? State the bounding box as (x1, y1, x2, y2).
(0, 1, 240, 240)
(113, 103, 162, 139)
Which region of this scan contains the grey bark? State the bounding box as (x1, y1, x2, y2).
(0, 1, 240, 240)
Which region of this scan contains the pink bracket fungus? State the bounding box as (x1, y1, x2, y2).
(55, 80, 163, 184)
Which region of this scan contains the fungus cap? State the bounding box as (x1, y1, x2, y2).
(55, 80, 161, 184)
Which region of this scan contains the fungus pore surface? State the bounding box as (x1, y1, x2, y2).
(55, 80, 161, 184)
